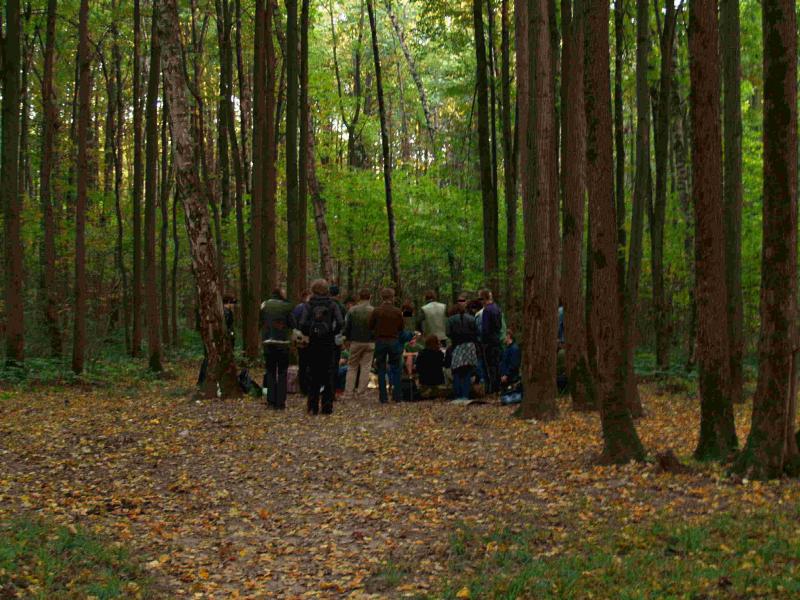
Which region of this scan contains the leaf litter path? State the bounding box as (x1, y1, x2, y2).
(1, 370, 799, 598)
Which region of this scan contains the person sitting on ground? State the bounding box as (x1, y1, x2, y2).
(342, 288, 375, 401)
(446, 298, 479, 400)
(368, 288, 405, 404)
(416, 290, 449, 347)
(500, 328, 521, 388)
(260, 288, 295, 409)
(297, 279, 344, 415)
(416, 334, 447, 399)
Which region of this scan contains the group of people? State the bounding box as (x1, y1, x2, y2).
(256, 279, 521, 415)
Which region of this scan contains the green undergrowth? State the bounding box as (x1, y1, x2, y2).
(0, 518, 151, 599)
(423, 505, 800, 599)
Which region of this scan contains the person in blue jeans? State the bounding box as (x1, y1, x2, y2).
(368, 288, 405, 403)
(447, 298, 479, 400)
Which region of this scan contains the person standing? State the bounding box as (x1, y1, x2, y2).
(368, 287, 405, 403)
(292, 289, 311, 394)
(416, 290, 449, 347)
(447, 299, 479, 400)
(343, 288, 375, 400)
(296, 280, 343, 415)
(260, 288, 295, 409)
(479, 289, 503, 394)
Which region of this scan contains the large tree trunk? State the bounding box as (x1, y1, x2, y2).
(158, 0, 240, 397)
(2, 0, 23, 363)
(474, 0, 499, 294)
(501, 0, 517, 317)
(650, 0, 679, 371)
(144, 1, 163, 372)
(262, 0, 278, 297)
(39, 0, 62, 357)
(383, 0, 436, 151)
(621, 0, 650, 418)
(72, 0, 90, 374)
(721, 0, 744, 405)
(306, 111, 335, 282)
(732, 0, 798, 479)
(560, 0, 595, 411)
(585, 0, 645, 463)
(518, 0, 559, 420)
(286, 0, 302, 300)
(367, 0, 402, 293)
(132, 0, 144, 356)
(689, 0, 738, 461)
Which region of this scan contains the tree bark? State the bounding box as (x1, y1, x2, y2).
(501, 0, 516, 316)
(613, 0, 626, 293)
(299, 0, 310, 285)
(2, 0, 23, 363)
(732, 0, 798, 479)
(306, 109, 335, 281)
(160, 85, 172, 347)
(585, 0, 645, 463)
(560, 0, 595, 410)
(234, 0, 251, 195)
(286, 0, 302, 300)
(650, 0, 679, 372)
(721, 0, 744, 405)
(159, 0, 240, 397)
(171, 187, 180, 347)
(689, 0, 738, 461)
(132, 0, 144, 356)
(263, 0, 278, 297)
(39, 0, 62, 357)
(72, 0, 90, 374)
(367, 0, 402, 293)
(215, 0, 232, 221)
(474, 0, 499, 294)
(518, 0, 559, 420)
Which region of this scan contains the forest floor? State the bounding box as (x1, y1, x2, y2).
(1, 363, 800, 599)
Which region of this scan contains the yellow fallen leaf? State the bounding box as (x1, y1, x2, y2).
(457, 586, 471, 599)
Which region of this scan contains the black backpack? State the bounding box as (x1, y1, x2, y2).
(306, 297, 334, 341)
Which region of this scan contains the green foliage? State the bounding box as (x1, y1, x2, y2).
(0, 517, 150, 599)
(430, 506, 800, 599)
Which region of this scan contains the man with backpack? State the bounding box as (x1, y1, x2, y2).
(297, 279, 344, 415)
(260, 288, 295, 409)
(368, 287, 405, 403)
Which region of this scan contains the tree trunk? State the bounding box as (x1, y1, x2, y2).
(299, 0, 310, 285)
(560, 0, 595, 410)
(132, 0, 144, 356)
(2, 0, 23, 363)
(474, 0, 499, 294)
(501, 0, 516, 316)
(171, 186, 180, 347)
(72, 0, 90, 374)
(367, 0, 402, 293)
(732, 0, 798, 479)
(650, 0, 679, 371)
(160, 86, 172, 347)
(39, 0, 62, 357)
(306, 110, 335, 281)
(383, 0, 435, 151)
(158, 0, 240, 397)
(689, 0, 738, 461)
(585, 0, 645, 463)
(215, 0, 232, 221)
(518, 0, 559, 420)
(286, 0, 302, 300)
(721, 0, 744, 405)
(144, 1, 163, 371)
(234, 0, 251, 195)
(263, 0, 278, 298)
(622, 0, 650, 418)
(486, 0, 500, 240)
(613, 0, 626, 293)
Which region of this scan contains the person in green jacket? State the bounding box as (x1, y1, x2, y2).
(415, 290, 449, 347)
(260, 288, 296, 409)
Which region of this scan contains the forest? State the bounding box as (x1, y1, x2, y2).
(1, 0, 799, 596)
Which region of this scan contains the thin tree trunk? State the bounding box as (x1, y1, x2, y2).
(732, 0, 797, 479)
(2, 0, 23, 363)
(518, 0, 559, 420)
(144, 0, 163, 372)
(306, 110, 335, 281)
(263, 0, 278, 298)
(721, 0, 744, 405)
(560, 0, 595, 410)
(501, 0, 516, 316)
(234, 0, 251, 195)
(474, 0, 499, 294)
(299, 0, 310, 286)
(367, 0, 402, 293)
(286, 0, 301, 300)
(132, 0, 144, 356)
(689, 0, 738, 461)
(586, 0, 645, 463)
(72, 0, 90, 374)
(158, 0, 240, 397)
(160, 86, 172, 347)
(215, 0, 232, 221)
(39, 0, 62, 357)
(486, 0, 499, 229)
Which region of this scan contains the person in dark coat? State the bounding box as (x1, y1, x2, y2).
(416, 335, 447, 399)
(296, 279, 344, 415)
(291, 289, 311, 394)
(260, 288, 295, 409)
